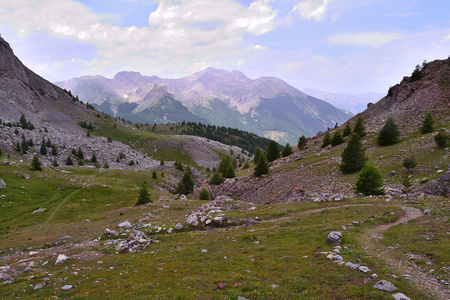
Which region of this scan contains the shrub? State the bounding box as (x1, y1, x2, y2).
(152, 171, 157, 179)
(199, 188, 210, 200)
(377, 117, 400, 146)
(175, 159, 184, 171)
(340, 134, 366, 174)
(103, 161, 109, 169)
(136, 184, 152, 205)
(355, 164, 384, 196)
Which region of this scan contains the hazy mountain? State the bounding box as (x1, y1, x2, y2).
(302, 88, 384, 114)
(57, 68, 352, 144)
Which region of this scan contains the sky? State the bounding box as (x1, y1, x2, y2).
(0, 0, 449, 103)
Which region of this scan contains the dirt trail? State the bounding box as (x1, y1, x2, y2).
(362, 206, 449, 300)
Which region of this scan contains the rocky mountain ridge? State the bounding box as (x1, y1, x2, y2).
(57, 67, 353, 144)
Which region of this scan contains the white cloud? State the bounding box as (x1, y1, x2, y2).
(248, 44, 269, 51)
(445, 34, 450, 40)
(293, 0, 334, 21)
(328, 31, 405, 47)
(0, 0, 278, 80)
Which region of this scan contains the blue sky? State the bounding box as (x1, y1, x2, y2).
(0, 0, 449, 103)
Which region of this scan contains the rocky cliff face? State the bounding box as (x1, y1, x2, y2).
(348, 58, 450, 134)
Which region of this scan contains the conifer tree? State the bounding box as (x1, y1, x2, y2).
(136, 184, 152, 205)
(103, 161, 110, 169)
(331, 131, 345, 146)
(199, 188, 210, 200)
(91, 154, 97, 163)
(152, 170, 157, 179)
(51, 145, 58, 156)
(21, 135, 29, 154)
(340, 133, 366, 174)
(175, 159, 184, 171)
(66, 155, 74, 166)
(253, 147, 262, 163)
(403, 156, 417, 171)
(321, 132, 331, 148)
(254, 155, 269, 177)
(209, 171, 224, 185)
(31, 154, 42, 171)
(434, 130, 449, 148)
(420, 111, 434, 134)
(355, 164, 384, 196)
(353, 117, 366, 137)
(297, 135, 307, 150)
(52, 159, 59, 167)
(224, 162, 236, 178)
(77, 147, 84, 159)
(377, 117, 400, 146)
(177, 170, 195, 194)
(282, 143, 293, 157)
(343, 123, 352, 137)
(266, 140, 280, 162)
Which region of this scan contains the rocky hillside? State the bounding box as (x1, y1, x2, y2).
(0, 37, 245, 170)
(347, 58, 450, 134)
(57, 68, 353, 144)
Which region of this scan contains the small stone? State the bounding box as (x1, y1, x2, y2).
(201, 249, 208, 253)
(0, 273, 12, 281)
(31, 208, 45, 214)
(33, 284, 43, 290)
(174, 223, 184, 230)
(23, 174, 31, 179)
(0, 179, 6, 189)
(238, 297, 249, 300)
(371, 273, 378, 279)
(61, 285, 73, 290)
(333, 255, 343, 261)
(1, 159, 9, 166)
(29, 251, 38, 256)
(392, 293, 411, 300)
(186, 215, 199, 227)
(423, 209, 431, 214)
(374, 280, 397, 292)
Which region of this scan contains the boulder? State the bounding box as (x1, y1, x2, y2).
(326, 231, 342, 244)
(1, 159, 9, 166)
(345, 262, 361, 270)
(244, 218, 262, 226)
(55, 254, 69, 265)
(61, 285, 73, 290)
(174, 223, 184, 230)
(23, 174, 30, 179)
(373, 280, 397, 292)
(0, 179, 5, 189)
(213, 214, 226, 225)
(118, 221, 132, 228)
(0, 272, 12, 280)
(186, 214, 199, 227)
(358, 266, 371, 273)
(392, 293, 411, 300)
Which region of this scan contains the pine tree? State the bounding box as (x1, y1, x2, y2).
(21, 135, 29, 154)
(254, 155, 269, 177)
(321, 132, 331, 148)
(253, 147, 262, 163)
(199, 188, 210, 200)
(136, 184, 152, 205)
(330, 131, 345, 146)
(52, 159, 59, 167)
(355, 164, 384, 196)
(377, 117, 400, 146)
(209, 171, 224, 185)
(31, 154, 42, 171)
(420, 112, 434, 134)
(297, 135, 307, 150)
(51, 145, 58, 156)
(177, 170, 195, 194)
(343, 123, 352, 137)
(40, 139, 47, 155)
(66, 155, 74, 166)
(103, 161, 110, 169)
(91, 154, 97, 163)
(175, 159, 184, 171)
(77, 147, 84, 159)
(224, 162, 236, 178)
(353, 117, 366, 137)
(434, 130, 449, 148)
(266, 140, 280, 162)
(340, 133, 366, 174)
(403, 156, 417, 171)
(282, 143, 293, 157)
(152, 170, 157, 179)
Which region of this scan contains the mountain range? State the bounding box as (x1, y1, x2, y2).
(57, 68, 353, 144)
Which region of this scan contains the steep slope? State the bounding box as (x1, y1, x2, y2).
(347, 58, 450, 134)
(57, 68, 352, 144)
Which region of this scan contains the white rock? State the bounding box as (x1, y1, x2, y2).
(392, 293, 411, 300)
(358, 266, 371, 273)
(55, 254, 69, 265)
(61, 284, 73, 290)
(374, 280, 397, 292)
(118, 221, 132, 228)
(187, 215, 199, 227)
